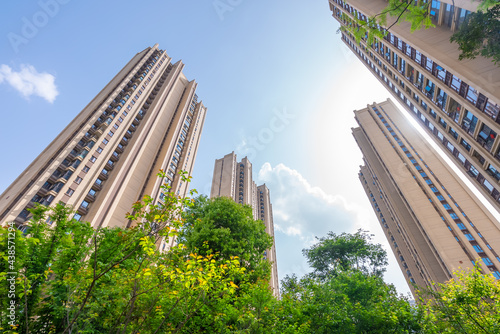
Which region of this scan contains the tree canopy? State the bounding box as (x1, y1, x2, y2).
(302, 229, 388, 278)
(2, 175, 500, 333)
(178, 195, 273, 283)
(450, 4, 500, 65)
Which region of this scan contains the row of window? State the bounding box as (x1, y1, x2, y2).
(342, 32, 500, 205)
(373, 105, 500, 277)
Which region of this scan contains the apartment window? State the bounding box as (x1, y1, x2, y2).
(456, 8, 472, 28)
(439, 118, 446, 129)
(483, 258, 494, 266)
(66, 188, 74, 196)
(108, 131, 114, 137)
(430, 0, 440, 22)
(466, 86, 479, 105)
(118, 117, 123, 123)
(460, 139, 471, 151)
(75, 177, 82, 184)
(83, 166, 90, 173)
(462, 110, 478, 135)
(113, 124, 119, 130)
(103, 139, 109, 145)
(97, 147, 103, 154)
(478, 124, 497, 151)
(464, 233, 475, 241)
(449, 127, 458, 140)
(473, 245, 483, 253)
(90, 156, 97, 163)
(81, 200, 90, 209)
(484, 101, 500, 120)
(443, 4, 455, 28)
(450, 74, 461, 93)
(73, 213, 82, 221)
(487, 165, 500, 181)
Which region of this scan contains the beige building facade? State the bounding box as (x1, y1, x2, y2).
(329, 0, 500, 210)
(211, 152, 280, 295)
(353, 100, 500, 297)
(0, 44, 206, 232)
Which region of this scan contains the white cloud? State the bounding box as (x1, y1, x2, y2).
(0, 64, 58, 103)
(257, 162, 365, 280)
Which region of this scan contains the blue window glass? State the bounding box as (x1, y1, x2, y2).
(487, 244, 492, 250)
(455, 237, 459, 242)
(482, 258, 494, 266)
(456, 223, 466, 230)
(406, 153, 412, 158)
(447, 226, 452, 231)
(478, 233, 483, 238)
(465, 234, 475, 241)
(437, 195, 445, 201)
(473, 245, 483, 252)
(431, 187, 438, 193)
(411, 159, 417, 164)
(443, 204, 452, 210)
(425, 180, 433, 185)
(450, 213, 459, 219)
(416, 165, 422, 170)
(402, 147, 408, 152)
(493, 271, 500, 279)
(420, 172, 427, 177)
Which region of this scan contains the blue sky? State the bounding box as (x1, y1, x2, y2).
(0, 0, 413, 294)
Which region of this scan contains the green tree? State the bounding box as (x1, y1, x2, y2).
(178, 196, 273, 283)
(0, 173, 246, 334)
(450, 4, 500, 65)
(343, 0, 500, 65)
(420, 264, 500, 333)
(275, 271, 425, 334)
(302, 229, 388, 279)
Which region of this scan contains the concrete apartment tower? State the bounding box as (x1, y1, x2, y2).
(353, 100, 500, 297)
(0, 44, 207, 232)
(211, 152, 279, 295)
(329, 0, 500, 210)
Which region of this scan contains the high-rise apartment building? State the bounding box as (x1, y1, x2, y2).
(329, 0, 500, 210)
(211, 152, 279, 295)
(353, 100, 500, 297)
(0, 44, 207, 232)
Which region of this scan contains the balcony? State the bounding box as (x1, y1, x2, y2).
(115, 144, 124, 153)
(85, 193, 96, 203)
(67, 150, 79, 160)
(49, 170, 63, 183)
(77, 205, 88, 216)
(120, 137, 129, 146)
(99, 170, 108, 180)
(92, 182, 102, 191)
(110, 152, 119, 162)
